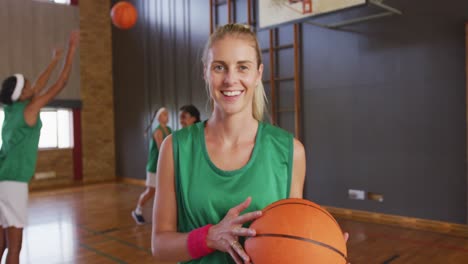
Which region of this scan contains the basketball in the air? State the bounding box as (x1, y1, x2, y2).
(111, 1, 138, 30)
(245, 198, 348, 264)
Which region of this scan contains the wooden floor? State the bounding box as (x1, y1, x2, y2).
(1, 183, 467, 264)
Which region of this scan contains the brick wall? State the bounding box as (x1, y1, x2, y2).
(31, 0, 116, 190)
(30, 149, 74, 189)
(79, 0, 116, 183)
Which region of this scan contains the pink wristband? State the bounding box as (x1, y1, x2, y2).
(187, 224, 215, 259)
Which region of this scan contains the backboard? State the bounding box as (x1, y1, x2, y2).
(259, 0, 367, 29)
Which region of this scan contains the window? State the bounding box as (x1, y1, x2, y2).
(49, 0, 70, 4)
(0, 108, 74, 150)
(32, 0, 72, 5)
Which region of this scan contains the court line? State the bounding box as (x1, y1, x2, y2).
(382, 254, 400, 264)
(78, 224, 152, 254)
(80, 242, 127, 264)
(79, 223, 146, 235)
(104, 234, 152, 254)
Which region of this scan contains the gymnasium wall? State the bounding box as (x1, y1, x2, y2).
(31, 149, 74, 189)
(0, 0, 80, 100)
(112, 0, 467, 224)
(300, 0, 467, 224)
(79, 0, 116, 184)
(35, 0, 117, 188)
(112, 0, 209, 181)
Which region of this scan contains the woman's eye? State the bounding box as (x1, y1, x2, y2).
(213, 65, 225, 72)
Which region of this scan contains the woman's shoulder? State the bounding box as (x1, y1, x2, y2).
(4, 100, 28, 110)
(261, 122, 293, 139)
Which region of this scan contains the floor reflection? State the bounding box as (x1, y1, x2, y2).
(2, 183, 466, 264)
(1, 184, 160, 264)
(22, 220, 77, 264)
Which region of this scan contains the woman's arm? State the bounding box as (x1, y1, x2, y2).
(154, 129, 163, 149)
(24, 31, 79, 126)
(31, 48, 63, 95)
(151, 135, 193, 261)
(289, 138, 306, 198)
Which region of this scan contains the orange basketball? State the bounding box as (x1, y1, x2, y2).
(111, 1, 138, 30)
(245, 198, 348, 264)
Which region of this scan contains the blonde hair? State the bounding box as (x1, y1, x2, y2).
(145, 107, 167, 136)
(202, 23, 267, 122)
(155, 107, 167, 123)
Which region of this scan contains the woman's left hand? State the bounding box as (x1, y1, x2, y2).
(68, 30, 80, 48)
(52, 48, 64, 60)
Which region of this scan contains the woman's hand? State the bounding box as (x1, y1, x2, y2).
(52, 48, 64, 61)
(206, 197, 262, 264)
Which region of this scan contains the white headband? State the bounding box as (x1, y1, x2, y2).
(11, 74, 25, 102)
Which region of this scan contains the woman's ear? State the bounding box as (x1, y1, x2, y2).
(257, 63, 264, 85)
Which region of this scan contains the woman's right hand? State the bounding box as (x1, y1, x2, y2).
(206, 197, 262, 264)
(52, 48, 64, 61)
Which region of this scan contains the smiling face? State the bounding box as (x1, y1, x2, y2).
(204, 35, 263, 118)
(179, 111, 196, 127)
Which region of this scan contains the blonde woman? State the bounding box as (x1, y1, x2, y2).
(152, 24, 306, 264)
(132, 107, 172, 224)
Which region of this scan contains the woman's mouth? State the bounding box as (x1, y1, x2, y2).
(221, 90, 243, 97)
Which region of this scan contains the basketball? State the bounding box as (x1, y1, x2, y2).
(245, 198, 348, 264)
(110, 1, 138, 30)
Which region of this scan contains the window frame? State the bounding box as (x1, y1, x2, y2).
(0, 107, 74, 151)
